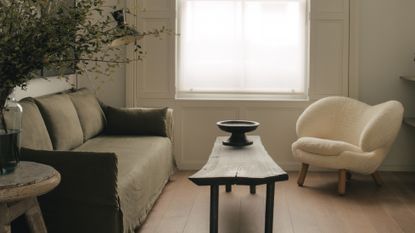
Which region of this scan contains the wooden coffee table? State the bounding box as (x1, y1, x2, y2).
(189, 136, 288, 233)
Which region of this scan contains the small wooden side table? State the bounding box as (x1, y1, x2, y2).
(0, 161, 61, 233)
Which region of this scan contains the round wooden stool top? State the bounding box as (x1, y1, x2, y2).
(0, 161, 61, 202)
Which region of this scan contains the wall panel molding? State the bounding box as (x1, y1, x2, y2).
(125, 0, 361, 171)
(309, 0, 349, 100)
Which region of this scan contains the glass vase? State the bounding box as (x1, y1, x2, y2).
(0, 97, 22, 175)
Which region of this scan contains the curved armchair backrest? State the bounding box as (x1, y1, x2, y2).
(359, 100, 404, 152)
(296, 97, 339, 140)
(297, 96, 368, 145)
(297, 96, 404, 151)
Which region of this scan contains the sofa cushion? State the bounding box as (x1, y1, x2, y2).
(35, 94, 84, 150)
(69, 88, 106, 141)
(18, 98, 53, 150)
(104, 107, 168, 136)
(74, 135, 173, 231)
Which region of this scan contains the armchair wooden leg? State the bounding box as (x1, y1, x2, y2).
(297, 163, 309, 186)
(371, 171, 383, 186)
(338, 169, 347, 195)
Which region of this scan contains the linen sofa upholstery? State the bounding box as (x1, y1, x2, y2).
(104, 106, 168, 136)
(18, 88, 174, 233)
(35, 93, 84, 150)
(21, 148, 121, 233)
(68, 88, 106, 140)
(74, 136, 173, 230)
(19, 98, 53, 150)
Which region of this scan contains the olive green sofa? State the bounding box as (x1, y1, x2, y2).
(18, 88, 174, 233)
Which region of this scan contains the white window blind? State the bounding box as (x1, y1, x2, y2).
(177, 0, 308, 99)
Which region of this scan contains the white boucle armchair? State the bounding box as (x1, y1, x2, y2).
(292, 96, 404, 195)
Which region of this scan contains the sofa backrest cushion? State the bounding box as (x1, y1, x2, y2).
(35, 94, 84, 150)
(104, 106, 168, 136)
(69, 88, 106, 141)
(19, 98, 53, 150)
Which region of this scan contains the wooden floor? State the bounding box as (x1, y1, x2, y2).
(137, 171, 415, 233)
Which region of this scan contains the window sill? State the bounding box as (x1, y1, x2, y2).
(175, 92, 309, 102)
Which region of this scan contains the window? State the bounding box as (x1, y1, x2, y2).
(177, 0, 308, 100)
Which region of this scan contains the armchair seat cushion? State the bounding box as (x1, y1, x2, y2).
(293, 137, 362, 156)
(74, 135, 173, 232)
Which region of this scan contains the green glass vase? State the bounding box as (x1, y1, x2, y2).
(0, 97, 22, 175)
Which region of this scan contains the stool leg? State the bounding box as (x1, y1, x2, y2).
(25, 198, 47, 233)
(0, 203, 11, 233)
(0, 225, 11, 233)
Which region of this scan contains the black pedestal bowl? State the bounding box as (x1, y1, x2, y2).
(217, 120, 260, 147)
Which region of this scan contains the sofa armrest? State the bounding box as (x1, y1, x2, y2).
(21, 148, 119, 207)
(166, 108, 174, 142)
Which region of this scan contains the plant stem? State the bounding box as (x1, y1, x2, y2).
(49, 58, 129, 64)
(0, 109, 7, 134)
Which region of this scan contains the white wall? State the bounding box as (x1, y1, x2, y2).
(95, 0, 415, 171)
(12, 0, 126, 107)
(13, 76, 75, 100)
(77, 62, 126, 107)
(358, 0, 415, 170)
(77, 0, 126, 108)
(11, 62, 125, 108)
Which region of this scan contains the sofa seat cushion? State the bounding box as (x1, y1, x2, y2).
(18, 98, 53, 150)
(69, 89, 106, 141)
(73, 136, 173, 232)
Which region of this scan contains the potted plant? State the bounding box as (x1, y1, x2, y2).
(0, 0, 165, 174)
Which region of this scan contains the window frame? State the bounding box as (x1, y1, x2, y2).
(175, 0, 311, 101)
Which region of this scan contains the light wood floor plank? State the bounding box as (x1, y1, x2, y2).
(182, 186, 210, 233)
(376, 173, 415, 233)
(273, 183, 294, 233)
(137, 171, 415, 233)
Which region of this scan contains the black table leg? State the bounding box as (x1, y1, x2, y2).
(210, 185, 219, 233)
(264, 182, 275, 233)
(250, 185, 256, 194)
(226, 184, 232, 192)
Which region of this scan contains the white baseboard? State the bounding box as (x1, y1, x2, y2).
(177, 161, 415, 172)
(177, 162, 204, 171)
(378, 164, 415, 172)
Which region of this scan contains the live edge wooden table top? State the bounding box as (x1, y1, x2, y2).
(189, 136, 288, 233)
